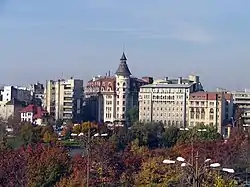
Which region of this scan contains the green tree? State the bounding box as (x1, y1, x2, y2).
(129, 122, 164, 148)
(126, 106, 139, 125)
(162, 126, 180, 148)
(177, 125, 221, 145)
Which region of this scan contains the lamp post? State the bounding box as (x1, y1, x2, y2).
(71, 130, 108, 187)
(163, 152, 234, 187)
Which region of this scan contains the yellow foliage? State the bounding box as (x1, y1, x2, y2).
(72, 122, 98, 134)
(43, 131, 57, 143)
(135, 156, 181, 187)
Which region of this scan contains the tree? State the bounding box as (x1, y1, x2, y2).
(55, 119, 64, 129)
(128, 122, 164, 148)
(177, 125, 221, 145)
(0, 148, 27, 187)
(120, 140, 151, 185)
(126, 106, 139, 125)
(135, 156, 181, 186)
(19, 123, 45, 145)
(26, 144, 70, 187)
(162, 126, 180, 148)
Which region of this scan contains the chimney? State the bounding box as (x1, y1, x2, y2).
(178, 77, 182, 84)
(164, 77, 168, 81)
(108, 70, 111, 77)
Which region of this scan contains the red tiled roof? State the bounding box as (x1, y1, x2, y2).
(20, 104, 36, 113)
(190, 92, 222, 101)
(33, 107, 47, 119)
(20, 104, 48, 119)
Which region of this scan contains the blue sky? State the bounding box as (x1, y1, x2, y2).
(0, 0, 250, 90)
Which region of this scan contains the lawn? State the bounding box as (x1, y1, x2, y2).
(60, 139, 82, 148)
(7, 137, 24, 149)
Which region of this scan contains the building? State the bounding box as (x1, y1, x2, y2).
(44, 78, 84, 122)
(0, 86, 32, 103)
(0, 98, 26, 121)
(231, 89, 250, 125)
(20, 104, 49, 126)
(188, 92, 233, 133)
(28, 82, 45, 106)
(85, 52, 152, 124)
(139, 75, 203, 127)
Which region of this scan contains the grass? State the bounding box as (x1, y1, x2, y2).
(60, 139, 81, 147)
(7, 137, 24, 149)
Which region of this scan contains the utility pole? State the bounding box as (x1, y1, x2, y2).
(195, 151, 199, 187)
(86, 126, 90, 187)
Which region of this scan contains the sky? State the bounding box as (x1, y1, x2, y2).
(0, 0, 250, 90)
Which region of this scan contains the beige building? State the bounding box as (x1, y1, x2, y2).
(0, 98, 25, 121)
(85, 53, 152, 124)
(44, 78, 84, 122)
(139, 75, 203, 127)
(188, 92, 233, 133)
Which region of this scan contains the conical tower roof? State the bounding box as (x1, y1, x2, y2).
(115, 52, 131, 76)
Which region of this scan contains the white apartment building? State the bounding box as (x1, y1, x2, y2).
(232, 90, 250, 125)
(0, 86, 32, 103)
(44, 78, 84, 122)
(139, 75, 203, 127)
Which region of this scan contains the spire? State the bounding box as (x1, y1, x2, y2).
(115, 52, 131, 76)
(120, 52, 127, 61)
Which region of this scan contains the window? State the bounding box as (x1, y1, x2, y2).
(201, 109, 205, 119)
(210, 108, 214, 113)
(191, 108, 194, 119)
(123, 95, 125, 99)
(123, 107, 125, 111)
(209, 115, 214, 120)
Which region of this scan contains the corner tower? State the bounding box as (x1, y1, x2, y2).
(115, 52, 131, 123)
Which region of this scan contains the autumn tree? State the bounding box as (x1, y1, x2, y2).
(119, 140, 151, 185)
(135, 156, 181, 186)
(0, 148, 27, 187)
(26, 144, 70, 187)
(55, 155, 87, 187)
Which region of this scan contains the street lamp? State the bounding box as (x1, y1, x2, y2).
(163, 152, 234, 187)
(71, 130, 108, 187)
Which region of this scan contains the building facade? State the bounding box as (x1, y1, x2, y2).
(44, 78, 84, 122)
(28, 82, 45, 106)
(0, 98, 26, 121)
(85, 53, 152, 124)
(188, 92, 233, 133)
(231, 90, 250, 125)
(0, 86, 32, 103)
(20, 104, 49, 126)
(139, 75, 203, 127)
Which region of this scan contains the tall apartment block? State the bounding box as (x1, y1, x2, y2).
(139, 75, 203, 127)
(231, 89, 250, 125)
(44, 78, 84, 122)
